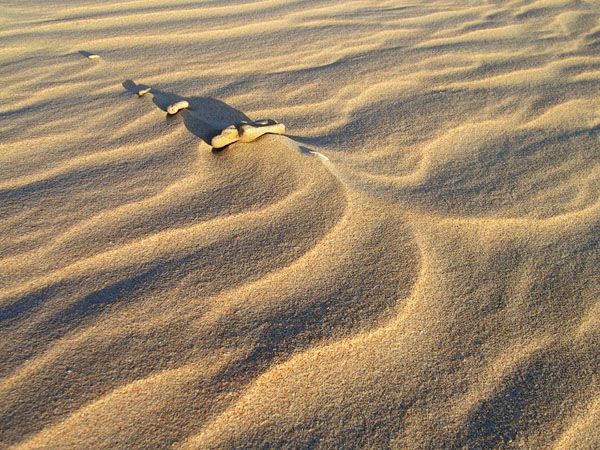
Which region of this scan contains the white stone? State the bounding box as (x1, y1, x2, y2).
(211, 125, 240, 148)
(239, 121, 285, 142)
(210, 120, 285, 149)
(166, 100, 189, 115)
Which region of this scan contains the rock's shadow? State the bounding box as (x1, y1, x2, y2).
(78, 50, 97, 58)
(122, 80, 250, 144)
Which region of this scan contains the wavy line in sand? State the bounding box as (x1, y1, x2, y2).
(1, 0, 599, 448)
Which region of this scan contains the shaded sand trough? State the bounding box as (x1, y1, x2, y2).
(1, 0, 599, 448)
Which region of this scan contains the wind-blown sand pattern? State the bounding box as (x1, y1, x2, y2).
(1, 0, 599, 448)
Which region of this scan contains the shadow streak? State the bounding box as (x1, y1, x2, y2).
(78, 50, 97, 58)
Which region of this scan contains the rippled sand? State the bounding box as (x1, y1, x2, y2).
(1, 0, 599, 448)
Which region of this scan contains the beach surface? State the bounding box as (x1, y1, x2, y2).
(1, 0, 599, 448)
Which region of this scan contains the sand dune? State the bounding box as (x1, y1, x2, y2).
(1, 0, 599, 448)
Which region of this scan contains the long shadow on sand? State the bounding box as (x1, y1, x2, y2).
(123, 80, 250, 144)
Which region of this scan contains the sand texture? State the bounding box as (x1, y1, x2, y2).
(1, 0, 599, 448)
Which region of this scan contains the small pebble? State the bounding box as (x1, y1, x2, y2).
(87, 54, 100, 60)
(137, 87, 151, 97)
(167, 100, 189, 115)
(212, 125, 240, 148)
(239, 121, 285, 142)
(210, 119, 285, 149)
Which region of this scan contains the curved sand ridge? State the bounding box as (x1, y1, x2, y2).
(1, 0, 599, 448)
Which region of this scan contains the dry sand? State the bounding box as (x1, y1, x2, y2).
(1, 0, 599, 448)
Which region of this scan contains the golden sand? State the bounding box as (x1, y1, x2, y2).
(1, 0, 599, 448)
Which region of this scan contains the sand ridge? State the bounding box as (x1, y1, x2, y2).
(1, 0, 599, 448)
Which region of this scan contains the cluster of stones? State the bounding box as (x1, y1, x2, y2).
(162, 105, 284, 148)
(83, 52, 286, 149)
(113, 70, 284, 149)
(211, 120, 286, 148)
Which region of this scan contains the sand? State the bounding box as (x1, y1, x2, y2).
(0, 0, 599, 448)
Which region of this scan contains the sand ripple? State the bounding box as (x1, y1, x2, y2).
(1, 0, 599, 448)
